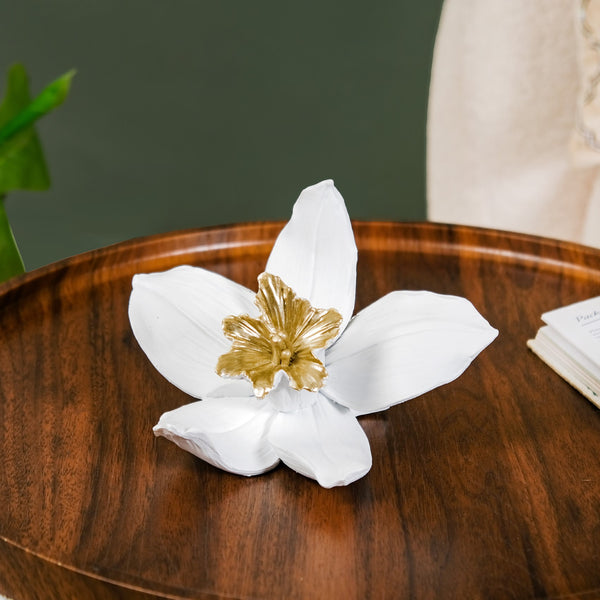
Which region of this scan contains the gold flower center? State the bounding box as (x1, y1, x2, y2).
(216, 272, 343, 399)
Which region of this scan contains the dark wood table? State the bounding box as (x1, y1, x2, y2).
(1, 222, 599, 600)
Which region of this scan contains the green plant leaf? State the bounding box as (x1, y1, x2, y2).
(0, 64, 75, 195)
(0, 64, 75, 281)
(0, 67, 75, 143)
(0, 195, 25, 282)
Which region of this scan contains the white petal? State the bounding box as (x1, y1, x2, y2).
(324, 291, 498, 415)
(266, 179, 357, 331)
(129, 265, 256, 399)
(267, 373, 319, 412)
(154, 397, 280, 476)
(268, 395, 372, 487)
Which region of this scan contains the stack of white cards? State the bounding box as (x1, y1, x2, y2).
(528, 297, 600, 408)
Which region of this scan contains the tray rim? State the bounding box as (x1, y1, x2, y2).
(2, 219, 600, 295)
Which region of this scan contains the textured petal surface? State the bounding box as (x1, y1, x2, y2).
(217, 272, 343, 398)
(324, 291, 498, 415)
(154, 398, 279, 476)
(268, 395, 372, 487)
(217, 314, 276, 397)
(129, 265, 257, 399)
(255, 272, 342, 350)
(285, 350, 328, 393)
(266, 180, 357, 331)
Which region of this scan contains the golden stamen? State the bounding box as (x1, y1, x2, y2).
(216, 272, 342, 398)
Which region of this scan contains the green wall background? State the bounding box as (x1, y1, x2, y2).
(1, 1, 443, 270)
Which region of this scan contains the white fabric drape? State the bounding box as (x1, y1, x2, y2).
(427, 0, 600, 247)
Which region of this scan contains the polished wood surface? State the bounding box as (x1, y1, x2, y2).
(1, 222, 600, 600)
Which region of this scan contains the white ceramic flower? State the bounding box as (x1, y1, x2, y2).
(129, 180, 498, 488)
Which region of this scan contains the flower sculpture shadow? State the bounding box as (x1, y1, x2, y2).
(129, 180, 498, 488)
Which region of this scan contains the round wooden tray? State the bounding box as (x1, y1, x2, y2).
(1, 222, 600, 599)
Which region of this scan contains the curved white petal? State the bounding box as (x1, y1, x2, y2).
(324, 291, 498, 415)
(266, 180, 357, 332)
(267, 394, 372, 487)
(154, 397, 280, 476)
(129, 265, 257, 399)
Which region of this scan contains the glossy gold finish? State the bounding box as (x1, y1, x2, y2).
(216, 272, 342, 398)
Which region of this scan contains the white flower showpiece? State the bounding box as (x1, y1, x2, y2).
(129, 180, 498, 488)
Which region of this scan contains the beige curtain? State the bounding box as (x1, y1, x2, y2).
(427, 0, 600, 248)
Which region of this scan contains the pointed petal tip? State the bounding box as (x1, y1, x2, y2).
(486, 324, 500, 344)
(297, 179, 344, 207)
(469, 314, 499, 352)
(311, 456, 372, 488)
(290, 452, 372, 488)
(304, 178, 335, 191)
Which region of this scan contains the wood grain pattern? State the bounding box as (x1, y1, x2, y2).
(1, 222, 600, 599)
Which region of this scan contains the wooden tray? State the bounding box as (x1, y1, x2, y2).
(1, 222, 600, 599)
